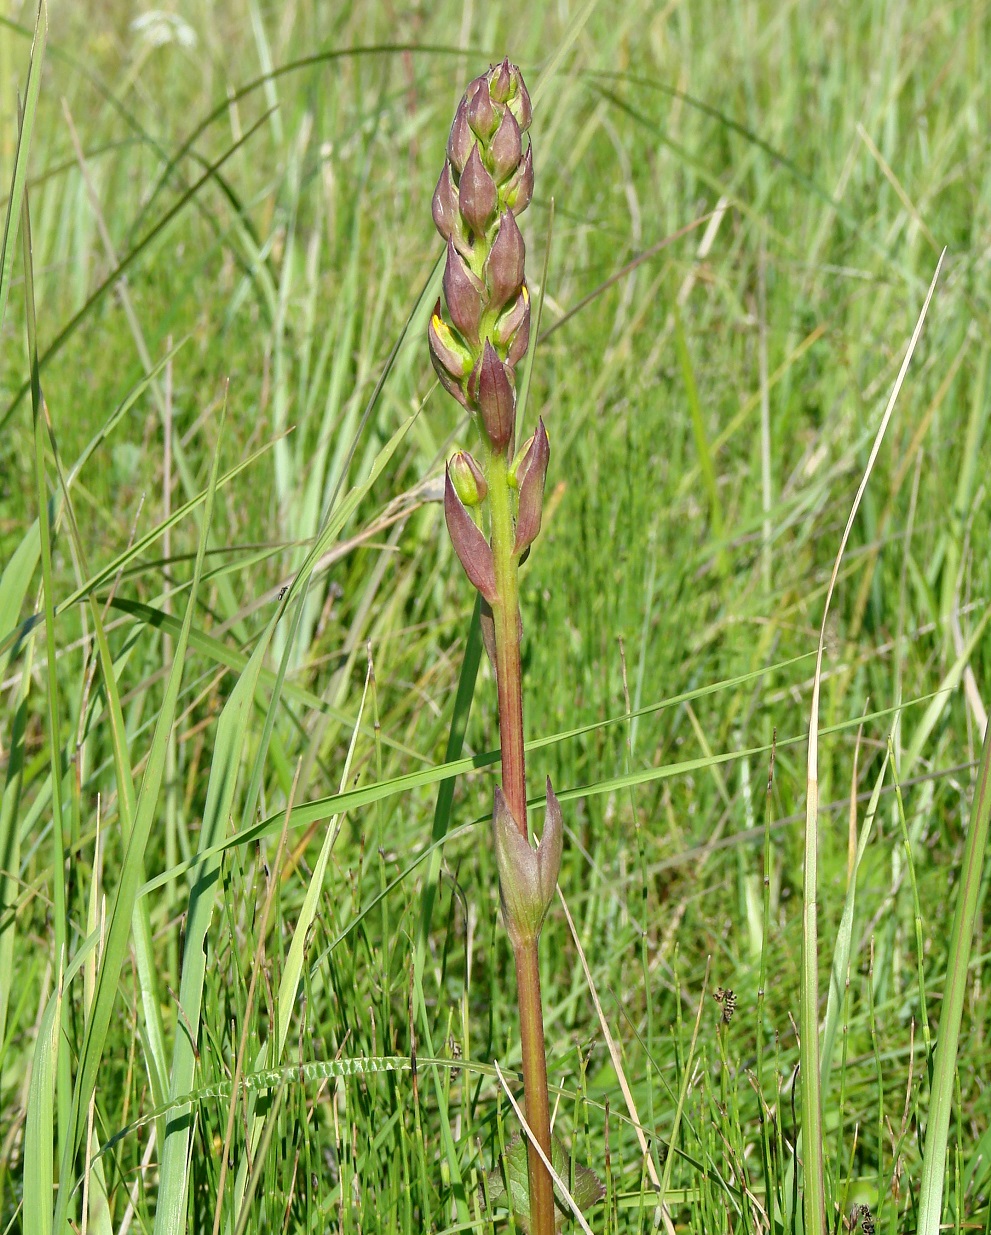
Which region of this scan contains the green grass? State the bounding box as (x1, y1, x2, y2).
(2, 1, 991, 1232)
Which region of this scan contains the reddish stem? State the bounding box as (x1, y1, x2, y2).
(515, 939, 555, 1233)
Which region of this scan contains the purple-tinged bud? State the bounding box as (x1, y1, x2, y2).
(506, 67, 532, 132)
(459, 145, 498, 236)
(447, 96, 474, 174)
(429, 343, 469, 408)
(465, 74, 487, 102)
(492, 778, 563, 948)
(506, 311, 530, 367)
(484, 211, 525, 314)
(514, 417, 549, 555)
(489, 59, 513, 104)
(467, 82, 499, 141)
(493, 285, 530, 367)
(504, 144, 533, 216)
(490, 110, 522, 182)
(445, 467, 497, 602)
(431, 164, 460, 241)
(469, 341, 516, 452)
(449, 450, 487, 506)
(443, 240, 485, 347)
(428, 303, 472, 378)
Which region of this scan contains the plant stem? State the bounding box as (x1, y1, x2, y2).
(488, 453, 527, 834)
(487, 449, 555, 1235)
(514, 938, 555, 1234)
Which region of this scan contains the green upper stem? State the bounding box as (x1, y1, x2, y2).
(487, 449, 555, 1235)
(487, 451, 527, 838)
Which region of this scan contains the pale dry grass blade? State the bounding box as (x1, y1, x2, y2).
(801, 250, 944, 1235)
(558, 888, 677, 1235)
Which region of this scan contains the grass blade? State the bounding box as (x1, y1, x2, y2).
(802, 252, 943, 1235)
(0, 0, 45, 333)
(23, 975, 61, 1235)
(819, 749, 888, 1096)
(21, 141, 71, 1175)
(918, 720, 991, 1234)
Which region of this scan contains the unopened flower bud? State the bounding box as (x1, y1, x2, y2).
(490, 110, 522, 182)
(449, 450, 487, 506)
(514, 417, 549, 555)
(485, 211, 525, 314)
(493, 779, 563, 948)
(428, 305, 472, 407)
(506, 68, 532, 131)
(447, 96, 474, 173)
(459, 145, 498, 237)
(467, 82, 499, 141)
(504, 145, 533, 216)
(428, 304, 472, 377)
(443, 240, 485, 346)
(493, 285, 530, 367)
(430, 347, 469, 408)
(445, 467, 497, 602)
(432, 164, 460, 241)
(469, 341, 516, 452)
(488, 59, 513, 104)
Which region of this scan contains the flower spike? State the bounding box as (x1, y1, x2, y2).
(428, 63, 570, 1235)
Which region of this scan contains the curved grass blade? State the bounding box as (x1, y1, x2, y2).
(127, 43, 474, 241)
(0, 1, 46, 334)
(0, 109, 272, 432)
(918, 721, 991, 1234)
(0, 433, 278, 663)
(800, 252, 943, 1235)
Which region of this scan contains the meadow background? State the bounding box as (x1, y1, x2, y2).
(1, 0, 990, 1232)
